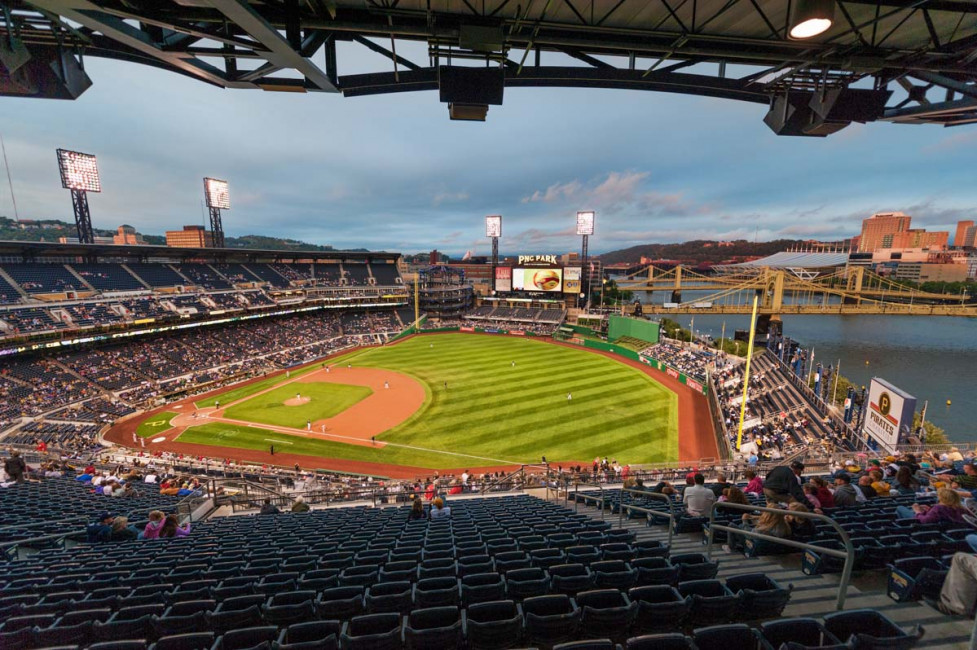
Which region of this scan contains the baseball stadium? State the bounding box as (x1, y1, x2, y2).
(3, 0, 977, 647)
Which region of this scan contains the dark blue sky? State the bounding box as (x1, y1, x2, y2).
(1, 48, 975, 256)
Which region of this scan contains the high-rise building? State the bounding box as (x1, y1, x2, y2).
(113, 225, 146, 245)
(857, 212, 911, 252)
(166, 225, 213, 248)
(955, 221, 974, 248)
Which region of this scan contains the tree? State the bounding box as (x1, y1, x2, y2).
(912, 413, 949, 446)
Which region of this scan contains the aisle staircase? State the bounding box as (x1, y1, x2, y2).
(556, 493, 974, 649)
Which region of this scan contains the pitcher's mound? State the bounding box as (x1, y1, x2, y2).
(283, 397, 311, 406)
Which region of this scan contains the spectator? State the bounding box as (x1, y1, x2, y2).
(896, 487, 967, 524)
(260, 498, 280, 515)
(857, 475, 878, 500)
(786, 502, 816, 538)
(951, 463, 977, 491)
(430, 497, 451, 520)
(408, 498, 426, 520)
(869, 470, 892, 497)
(4, 450, 26, 484)
(763, 461, 814, 509)
(683, 473, 716, 516)
(721, 486, 749, 506)
(802, 484, 822, 510)
(938, 552, 977, 616)
(86, 512, 114, 543)
(810, 476, 835, 508)
(291, 496, 310, 513)
(710, 472, 732, 498)
(159, 514, 191, 538)
(110, 516, 139, 541)
(744, 470, 763, 496)
(832, 473, 858, 507)
(894, 465, 921, 495)
(142, 510, 165, 539)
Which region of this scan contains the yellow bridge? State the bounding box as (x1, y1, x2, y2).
(615, 266, 977, 318)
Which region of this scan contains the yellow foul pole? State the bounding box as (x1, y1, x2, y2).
(414, 273, 420, 333)
(736, 294, 760, 451)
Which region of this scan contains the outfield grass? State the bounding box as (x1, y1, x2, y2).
(177, 422, 473, 468)
(137, 411, 177, 437)
(223, 382, 373, 429)
(179, 333, 679, 466)
(193, 364, 319, 409)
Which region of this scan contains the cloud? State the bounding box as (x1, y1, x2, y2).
(521, 179, 583, 204)
(432, 191, 470, 206)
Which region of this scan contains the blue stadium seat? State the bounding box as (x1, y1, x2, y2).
(403, 605, 463, 649)
(522, 595, 581, 646)
(464, 600, 523, 650)
(413, 577, 460, 608)
(626, 633, 696, 649)
(725, 573, 793, 619)
(631, 558, 680, 587)
(591, 560, 638, 590)
(150, 631, 216, 650)
(677, 580, 740, 626)
(822, 609, 923, 649)
(367, 581, 414, 614)
(760, 618, 844, 649)
(576, 589, 636, 643)
(692, 624, 774, 650)
(341, 613, 403, 650)
(275, 621, 341, 650)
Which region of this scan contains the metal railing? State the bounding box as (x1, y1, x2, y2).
(705, 501, 855, 610)
(572, 481, 606, 520)
(617, 488, 676, 549)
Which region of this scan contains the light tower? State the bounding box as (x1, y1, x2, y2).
(576, 211, 595, 307)
(203, 177, 230, 248)
(56, 149, 100, 244)
(486, 215, 502, 291)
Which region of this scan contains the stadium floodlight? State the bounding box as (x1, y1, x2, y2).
(203, 177, 230, 210)
(576, 211, 595, 236)
(486, 215, 502, 238)
(789, 0, 834, 39)
(203, 177, 229, 248)
(56, 149, 101, 193)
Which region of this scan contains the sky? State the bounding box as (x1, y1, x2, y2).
(1, 42, 976, 257)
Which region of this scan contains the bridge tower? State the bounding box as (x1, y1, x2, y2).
(844, 266, 865, 304)
(756, 269, 785, 337)
(671, 265, 682, 304)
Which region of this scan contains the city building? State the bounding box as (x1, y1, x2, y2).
(113, 225, 146, 245)
(166, 225, 214, 248)
(955, 220, 974, 248)
(892, 262, 969, 283)
(857, 211, 949, 252)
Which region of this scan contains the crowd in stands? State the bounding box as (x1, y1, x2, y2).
(638, 340, 719, 382)
(712, 350, 855, 459)
(0, 308, 409, 456)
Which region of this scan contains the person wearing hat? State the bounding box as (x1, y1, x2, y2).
(763, 461, 815, 510)
(832, 472, 859, 507)
(86, 512, 115, 543)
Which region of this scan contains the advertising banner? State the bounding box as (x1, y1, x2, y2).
(862, 378, 917, 449)
(494, 267, 512, 293)
(512, 267, 563, 292)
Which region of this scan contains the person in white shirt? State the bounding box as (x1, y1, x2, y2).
(683, 473, 717, 516)
(144, 473, 158, 484)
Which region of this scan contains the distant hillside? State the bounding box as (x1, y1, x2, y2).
(0, 215, 363, 252)
(598, 239, 808, 265)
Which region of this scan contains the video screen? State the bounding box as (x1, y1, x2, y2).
(512, 267, 563, 292)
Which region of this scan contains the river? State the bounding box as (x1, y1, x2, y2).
(632, 291, 977, 441)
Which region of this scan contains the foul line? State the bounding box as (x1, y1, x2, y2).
(178, 415, 527, 466)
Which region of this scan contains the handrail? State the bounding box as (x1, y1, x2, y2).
(618, 488, 675, 549)
(0, 515, 88, 533)
(705, 501, 855, 610)
(572, 481, 605, 521)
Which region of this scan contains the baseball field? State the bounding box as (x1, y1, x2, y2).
(127, 333, 697, 473)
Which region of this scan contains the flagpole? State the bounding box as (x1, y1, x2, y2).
(720, 321, 726, 354)
(736, 294, 759, 451)
(807, 347, 815, 386)
(832, 358, 841, 406)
